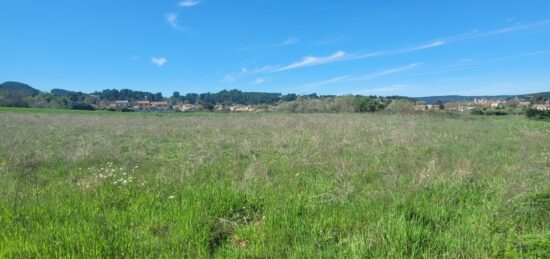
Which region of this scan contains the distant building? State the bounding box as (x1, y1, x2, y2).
(474, 98, 497, 107)
(230, 105, 254, 112)
(518, 101, 531, 107)
(491, 101, 505, 108)
(414, 105, 427, 111)
(151, 101, 170, 111)
(179, 104, 201, 112)
(532, 104, 550, 111)
(446, 105, 475, 112)
(414, 104, 437, 111)
(110, 100, 129, 109)
(136, 100, 151, 111)
(414, 105, 430, 111)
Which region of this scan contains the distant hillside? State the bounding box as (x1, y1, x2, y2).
(416, 92, 550, 104)
(516, 92, 550, 99)
(0, 81, 41, 97)
(0, 81, 42, 107)
(51, 88, 82, 96)
(1, 80, 548, 109)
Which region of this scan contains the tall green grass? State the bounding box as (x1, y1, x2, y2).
(0, 110, 548, 257)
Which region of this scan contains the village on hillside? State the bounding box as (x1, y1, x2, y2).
(107, 100, 256, 113)
(414, 97, 550, 112)
(103, 94, 550, 113)
(102, 96, 550, 113)
(1, 81, 549, 115)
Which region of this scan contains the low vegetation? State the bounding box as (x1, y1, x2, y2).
(526, 108, 550, 121)
(275, 95, 386, 113)
(0, 108, 548, 257)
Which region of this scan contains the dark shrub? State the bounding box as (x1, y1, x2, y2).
(353, 96, 384, 112)
(121, 108, 135, 112)
(526, 108, 550, 120)
(71, 102, 95, 110)
(470, 109, 484, 115)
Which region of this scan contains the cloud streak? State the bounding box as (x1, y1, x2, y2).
(255, 20, 550, 73)
(273, 51, 347, 72)
(151, 57, 168, 67)
(179, 0, 201, 7)
(355, 84, 410, 95)
(277, 37, 299, 47)
(254, 78, 266, 84)
(224, 19, 550, 82)
(302, 63, 420, 88)
(221, 68, 248, 83)
(392, 40, 447, 54)
(165, 13, 181, 29)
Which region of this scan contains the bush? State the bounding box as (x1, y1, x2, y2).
(526, 108, 550, 120)
(71, 102, 95, 111)
(276, 96, 385, 113)
(470, 109, 484, 115)
(471, 108, 508, 116)
(353, 96, 384, 112)
(384, 99, 415, 114)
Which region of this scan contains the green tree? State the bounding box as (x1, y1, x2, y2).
(437, 100, 445, 110)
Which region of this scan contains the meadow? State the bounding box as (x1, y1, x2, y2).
(0, 108, 548, 257)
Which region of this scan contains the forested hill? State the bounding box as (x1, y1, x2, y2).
(0, 81, 293, 108)
(0, 81, 41, 96)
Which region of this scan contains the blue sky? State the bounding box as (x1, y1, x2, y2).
(1, 0, 549, 97)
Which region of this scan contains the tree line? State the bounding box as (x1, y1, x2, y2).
(1, 81, 389, 111)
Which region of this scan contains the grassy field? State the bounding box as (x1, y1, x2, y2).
(0, 108, 548, 257)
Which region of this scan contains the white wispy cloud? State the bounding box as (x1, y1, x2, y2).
(301, 76, 350, 88)
(355, 84, 410, 95)
(312, 35, 347, 45)
(224, 19, 550, 81)
(221, 68, 247, 83)
(440, 19, 550, 43)
(490, 51, 548, 62)
(356, 19, 550, 58)
(302, 63, 420, 88)
(254, 78, 266, 84)
(244, 51, 380, 75)
(249, 49, 397, 74)
(349, 63, 421, 82)
(272, 51, 347, 72)
(179, 0, 201, 7)
(256, 38, 441, 74)
(277, 37, 299, 46)
(165, 13, 181, 29)
(239, 37, 300, 52)
(151, 57, 168, 67)
(392, 40, 447, 54)
(476, 19, 550, 37)
(413, 50, 548, 77)
(222, 74, 237, 83)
